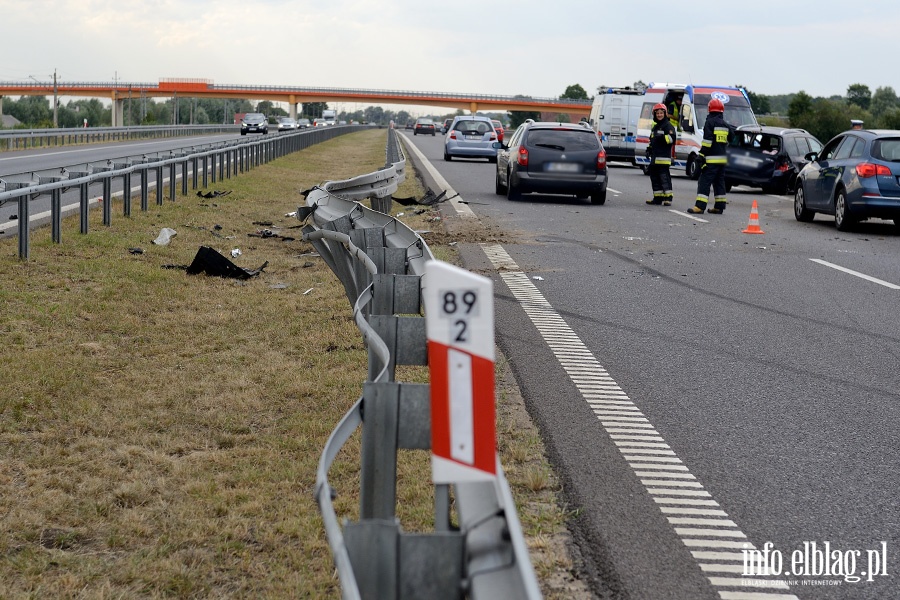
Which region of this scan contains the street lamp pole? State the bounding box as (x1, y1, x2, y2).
(51, 69, 58, 128)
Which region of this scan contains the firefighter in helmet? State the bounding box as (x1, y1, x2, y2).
(687, 97, 735, 214)
(646, 103, 676, 206)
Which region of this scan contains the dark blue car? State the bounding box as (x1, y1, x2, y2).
(794, 129, 900, 231)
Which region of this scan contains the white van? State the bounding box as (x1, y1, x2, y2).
(634, 83, 759, 179)
(588, 88, 645, 164)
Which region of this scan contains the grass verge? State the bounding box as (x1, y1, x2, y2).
(0, 128, 589, 598)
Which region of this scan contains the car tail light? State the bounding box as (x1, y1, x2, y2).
(449, 131, 458, 139)
(490, 133, 497, 141)
(597, 149, 607, 170)
(776, 158, 792, 172)
(856, 163, 891, 178)
(517, 147, 529, 167)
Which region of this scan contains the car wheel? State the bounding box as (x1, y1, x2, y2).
(794, 185, 815, 222)
(495, 169, 507, 195)
(488, 156, 497, 164)
(834, 188, 855, 231)
(590, 190, 607, 205)
(444, 150, 452, 162)
(241, 131, 246, 136)
(686, 155, 701, 180)
(506, 172, 521, 201)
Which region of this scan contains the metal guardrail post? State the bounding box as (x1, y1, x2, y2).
(202, 155, 209, 189)
(13, 185, 31, 259)
(101, 175, 112, 226)
(155, 166, 164, 206)
(51, 188, 62, 243)
(168, 162, 176, 201)
(139, 167, 149, 212)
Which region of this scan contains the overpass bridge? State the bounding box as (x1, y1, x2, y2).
(0, 78, 592, 126)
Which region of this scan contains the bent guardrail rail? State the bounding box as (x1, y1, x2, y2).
(305, 128, 541, 600)
(0, 126, 357, 259)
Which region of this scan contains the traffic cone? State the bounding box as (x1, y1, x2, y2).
(742, 200, 764, 234)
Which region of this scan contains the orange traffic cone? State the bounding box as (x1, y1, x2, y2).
(742, 200, 764, 234)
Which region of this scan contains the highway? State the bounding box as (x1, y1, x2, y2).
(402, 131, 899, 600)
(3, 129, 896, 599)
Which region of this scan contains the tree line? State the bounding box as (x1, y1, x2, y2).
(513, 82, 900, 145)
(0, 96, 409, 128)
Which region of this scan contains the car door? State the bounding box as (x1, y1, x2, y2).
(500, 126, 523, 186)
(821, 136, 861, 210)
(804, 135, 847, 209)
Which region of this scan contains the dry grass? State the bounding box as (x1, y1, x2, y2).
(0, 129, 590, 599)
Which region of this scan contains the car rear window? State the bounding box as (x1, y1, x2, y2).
(732, 132, 780, 154)
(872, 139, 900, 162)
(454, 120, 491, 134)
(527, 129, 599, 151)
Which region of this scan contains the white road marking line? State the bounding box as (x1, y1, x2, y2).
(683, 538, 753, 548)
(482, 241, 798, 596)
(671, 209, 708, 222)
(810, 258, 900, 289)
(676, 528, 746, 538)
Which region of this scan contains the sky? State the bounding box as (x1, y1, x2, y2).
(3, 0, 900, 114)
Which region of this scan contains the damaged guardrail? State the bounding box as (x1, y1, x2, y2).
(306, 128, 542, 600)
(0, 126, 355, 259)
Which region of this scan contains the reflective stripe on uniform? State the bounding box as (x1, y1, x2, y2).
(701, 140, 712, 147)
(706, 156, 727, 164)
(654, 158, 672, 165)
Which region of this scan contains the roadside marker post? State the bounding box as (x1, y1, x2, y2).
(424, 261, 497, 483)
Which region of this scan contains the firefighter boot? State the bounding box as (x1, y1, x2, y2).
(707, 201, 726, 214)
(646, 197, 663, 205)
(662, 193, 673, 206)
(687, 200, 707, 214)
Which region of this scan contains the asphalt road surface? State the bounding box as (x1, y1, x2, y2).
(403, 130, 899, 600)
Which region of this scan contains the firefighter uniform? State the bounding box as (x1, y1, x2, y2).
(646, 103, 676, 206)
(667, 96, 683, 130)
(687, 98, 735, 214)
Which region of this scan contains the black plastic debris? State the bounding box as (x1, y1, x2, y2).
(196, 190, 232, 198)
(163, 246, 268, 279)
(390, 189, 450, 207)
(129, 247, 144, 255)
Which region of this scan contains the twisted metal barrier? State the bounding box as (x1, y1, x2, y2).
(305, 128, 541, 600)
(0, 126, 359, 259)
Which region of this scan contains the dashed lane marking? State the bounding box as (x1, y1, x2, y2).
(481, 242, 798, 600)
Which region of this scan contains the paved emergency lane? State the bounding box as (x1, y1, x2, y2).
(403, 131, 900, 600)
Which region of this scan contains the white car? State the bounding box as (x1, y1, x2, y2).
(277, 117, 298, 131)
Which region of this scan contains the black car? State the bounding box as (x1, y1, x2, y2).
(240, 113, 268, 135)
(494, 121, 608, 204)
(414, 118, 436, 136)
(725, 126, 822, 194)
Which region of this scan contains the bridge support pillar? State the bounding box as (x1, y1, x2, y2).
(469, 101, 478, 114)
(112, 98, 125, 128)
(289, 95, 298, 119)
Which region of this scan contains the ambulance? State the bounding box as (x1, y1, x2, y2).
(634, 83, 758, 179)
(588, 88, 645, 164)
